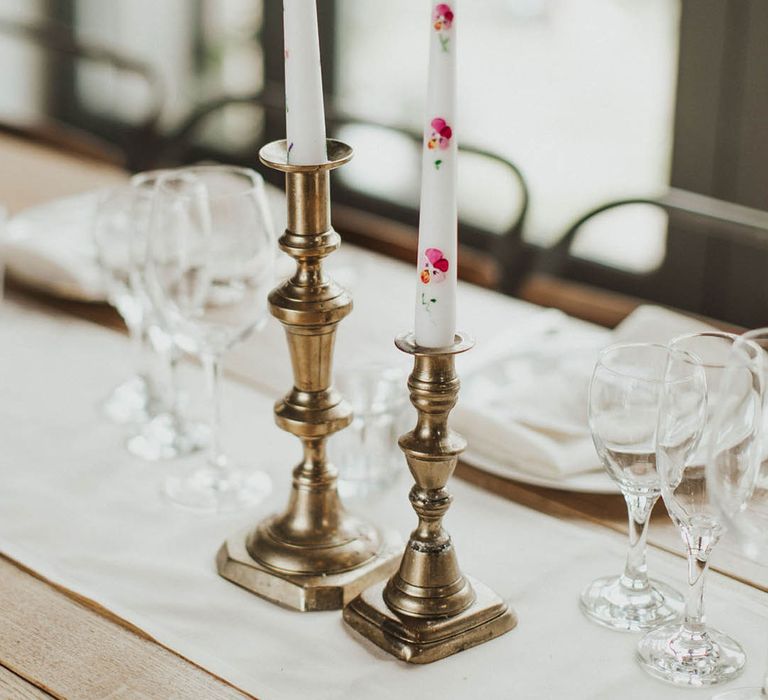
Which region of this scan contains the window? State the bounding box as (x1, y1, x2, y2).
(74, 0, 198, 129)
(0, 0, 48, 123)
(73, 0, 264, 151)
(2, 0, 767, 324)
(0, 0, 267, 162)
(334, 0, 681, 271)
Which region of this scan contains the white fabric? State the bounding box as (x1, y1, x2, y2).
(0, 183, 720, 484)
(1, 298, 766, 699)
(455, 310, 605, 477)
(613, 304, 716, 344)
(1, 185, 288, 303)
(3, 190, 105, 301)
(0, 185, 606, 480)
(454, 305, 717, 478)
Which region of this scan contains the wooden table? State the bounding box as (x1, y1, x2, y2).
(0, 132, 762, 699)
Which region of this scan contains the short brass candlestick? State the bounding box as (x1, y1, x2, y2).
(216, 139, 400, 611)
(343, 331, 517, 662)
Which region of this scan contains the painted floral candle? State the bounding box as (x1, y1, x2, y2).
(414, 1, 458, 348)
(283, 0, 327, 164)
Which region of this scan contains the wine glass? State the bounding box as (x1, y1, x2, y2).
(93, 186, 155, 424)
(708, 329, 768, 700)
(581, 342, 697, 631)
(638, 332, 747, 687)
(122, 171, 208, 461)
(94, 177, 207, 460)
(145, 165, 276, 512)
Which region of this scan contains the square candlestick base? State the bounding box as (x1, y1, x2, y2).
(343, 576, 517, 664)
(216, 528, 402, 612)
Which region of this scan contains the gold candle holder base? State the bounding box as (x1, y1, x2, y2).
(343, 576, 513, 664)
(217, 527, 402, 612)
(343, 332, 517, 662)
(216, 139, 400, 611)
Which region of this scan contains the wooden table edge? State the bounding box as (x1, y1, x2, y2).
(0, 551, 259, 700)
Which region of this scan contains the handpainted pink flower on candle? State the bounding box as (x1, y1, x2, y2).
(420, 247, 450, 285)
(433, 3, 454, 52)
(427, 118, 452, 151)
(433, 3, 454, 30)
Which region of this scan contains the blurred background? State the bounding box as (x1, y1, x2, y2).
(1, 0, 767, 327)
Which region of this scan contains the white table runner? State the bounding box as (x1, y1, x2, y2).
(1, 298, 765, 699)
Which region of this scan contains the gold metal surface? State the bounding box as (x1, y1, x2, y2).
(343, 331, 517, 662)
(216, 139, 400, 611)
(217, 527, 402, 612)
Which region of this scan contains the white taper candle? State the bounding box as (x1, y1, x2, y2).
(283, 0, 327, 164)
(414, 0, 458, 348)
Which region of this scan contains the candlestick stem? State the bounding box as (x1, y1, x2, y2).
(343, 331, 517, 662)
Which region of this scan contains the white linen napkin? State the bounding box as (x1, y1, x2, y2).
(612, 304, 716, 345)
(1, 183, 288, 303)
(455, 305, 716, 478)
(4, 190, 105, 301)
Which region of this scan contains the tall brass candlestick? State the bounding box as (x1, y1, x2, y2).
(216, 139, 400, 611)
(344, 332, 517, 662)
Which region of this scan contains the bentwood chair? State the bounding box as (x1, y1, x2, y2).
(537, 188, 768, 328)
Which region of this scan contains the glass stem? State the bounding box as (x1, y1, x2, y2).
(620, 492, 656, 590)
(762, 643, 768, 697)
(202, 352, 226, 472)
(128, 318, 146, 379)
(682, 528, 714, 632)
(165, 344, 182, 419)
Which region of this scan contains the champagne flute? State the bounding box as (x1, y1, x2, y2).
(145, 166, 276, 512)
(638, 332, 746, 687)
(708, 330, 768, 700)
(581, 343, 697, 631)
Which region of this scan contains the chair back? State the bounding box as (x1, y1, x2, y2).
(539, 188, 768, 326)
(161, 89, 533, 292)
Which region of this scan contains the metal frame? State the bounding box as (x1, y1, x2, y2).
(540, 188, 768, 326)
